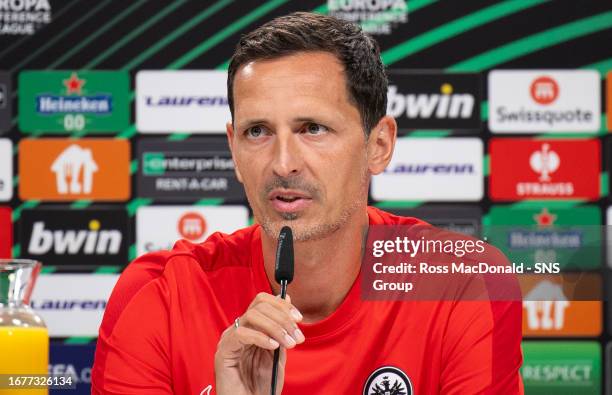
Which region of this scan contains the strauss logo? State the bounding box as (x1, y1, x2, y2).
(529, 143, 560, 182)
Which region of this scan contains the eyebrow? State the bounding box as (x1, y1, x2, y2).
(239, 116, 325, 127)
(237, 119, 268, 129)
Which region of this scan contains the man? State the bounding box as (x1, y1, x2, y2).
(92, 12, 523, 394)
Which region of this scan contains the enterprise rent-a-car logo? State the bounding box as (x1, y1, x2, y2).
(137, 138, 244, 201)
(488, 70, 600, 133)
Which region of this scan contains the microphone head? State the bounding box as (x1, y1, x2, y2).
(275, 226, 294, 284)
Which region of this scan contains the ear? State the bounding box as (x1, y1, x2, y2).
(226, 121, 244, 183)
(366, 115, 397, 175)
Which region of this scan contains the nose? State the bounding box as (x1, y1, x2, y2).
(271, 129, 303, 178)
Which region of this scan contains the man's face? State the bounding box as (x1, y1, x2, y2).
(227, 51, 370, 241)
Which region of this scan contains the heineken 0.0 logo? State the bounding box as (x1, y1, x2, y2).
(18, 71, 130, 133)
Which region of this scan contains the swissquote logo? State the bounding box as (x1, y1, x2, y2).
(178, 212, 207, 240)
(386, 72, 480, 130)
(51, 144, 98, 195)
(136, 70, 230, 133)
(19, 138, 130, 201)
(136, 205, 248, 255)
(363, 366, 413, 395)
(489, 139, 600, 201)
(488, 70, 600, 133)
(372, 138, 483, 201)
(20, 208, 129, 267)
(530, 76, 558, 105)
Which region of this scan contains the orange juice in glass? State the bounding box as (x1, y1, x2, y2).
(0, 260, 48, 395)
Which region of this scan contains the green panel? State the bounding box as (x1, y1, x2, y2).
(18, 71, 130, 133)
(374, 201, 424, 209)
(64, 337, 96, 345)
(485, 205, 601, 270)
(521, 341, 601, 395)
(142, 152, 166, 175)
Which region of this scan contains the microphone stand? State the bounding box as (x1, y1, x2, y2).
(270, 279, 288, 395)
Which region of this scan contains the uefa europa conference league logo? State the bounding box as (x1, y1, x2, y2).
(18, 71, 129, 133)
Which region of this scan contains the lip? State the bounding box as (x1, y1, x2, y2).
(268, 189, 313, 213)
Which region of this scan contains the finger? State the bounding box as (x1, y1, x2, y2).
(220, 324, 280, 355)
(255, 302, 305, 344)
(251, 292, 303, 322)
(241, 308, 298, 348)
(235, 326, 280, 350)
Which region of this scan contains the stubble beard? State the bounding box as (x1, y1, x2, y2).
(253, 168, 369, 242)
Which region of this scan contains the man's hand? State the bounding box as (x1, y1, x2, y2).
(214, 292, 305, 395)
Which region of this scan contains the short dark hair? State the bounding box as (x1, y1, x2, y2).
(227, 11, 388, 136)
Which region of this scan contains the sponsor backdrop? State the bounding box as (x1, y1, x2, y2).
(0, 0, 611, 393)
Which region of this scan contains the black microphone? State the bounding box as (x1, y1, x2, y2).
(271, 226, 293, 395)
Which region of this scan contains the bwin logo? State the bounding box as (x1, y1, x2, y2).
(28, 219, 122, 255)
(387, 83, 474, 119)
